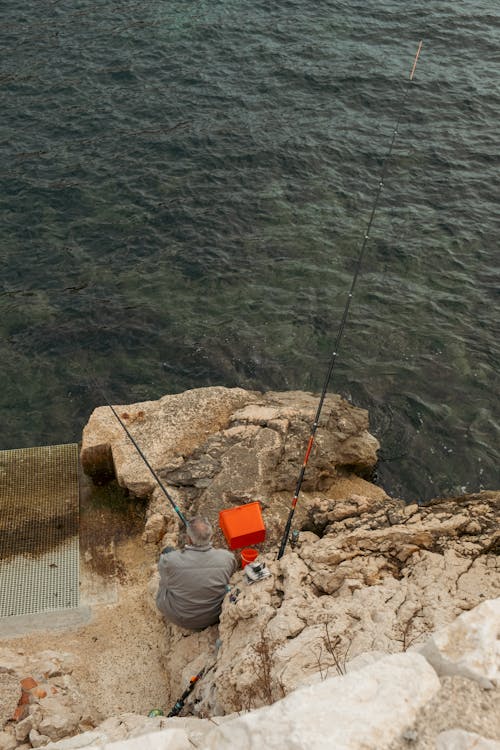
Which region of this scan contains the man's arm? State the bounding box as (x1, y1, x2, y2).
(230, 552, 238, 576)
(158, 549, 173, 580)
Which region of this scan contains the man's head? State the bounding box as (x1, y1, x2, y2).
(186, 516, 213, 547)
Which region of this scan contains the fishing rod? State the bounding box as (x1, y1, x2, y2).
(167, 670, 204, 717)
(277, 41, 423, 559)
(90, 377, 188, 528)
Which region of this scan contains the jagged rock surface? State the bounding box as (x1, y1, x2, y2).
(203, 652, 441, 750)
(2, 388, 499, 750)
(163, 489, 499, 716)
(9, 618, 500, 750)
(80, 387, 499, 739)
(80, 387, 381, 550)
(0, 651, 98, 750)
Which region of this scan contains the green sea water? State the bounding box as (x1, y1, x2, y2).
(1, 1, 498, 501)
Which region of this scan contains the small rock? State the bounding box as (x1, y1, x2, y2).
(465, 520, 482, 534)
(38, 698, 81, 741)
(15, 713, 36, 742)
(402, 729, 418, 742)
(29, 728, 52, 748)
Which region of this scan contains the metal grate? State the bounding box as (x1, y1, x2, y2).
(0, 444, 79, 618)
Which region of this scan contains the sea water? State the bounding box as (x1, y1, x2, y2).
(1, 1, 498, 502)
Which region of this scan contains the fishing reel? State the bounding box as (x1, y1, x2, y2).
(244, 561, 271, 584)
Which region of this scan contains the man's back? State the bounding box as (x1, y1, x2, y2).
(156, 544, 236, 630)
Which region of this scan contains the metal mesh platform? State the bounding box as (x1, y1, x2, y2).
(0, 444, 79, 618)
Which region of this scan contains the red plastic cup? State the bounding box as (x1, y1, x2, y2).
(240, 548, 258, 568)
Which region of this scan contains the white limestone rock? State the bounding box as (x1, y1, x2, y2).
(41, 719, 210, 750)
(204, 652, 440, 750)
(344, 651, 387, 673)
(42, 731, 110, 748)
(56, 714, 233, 750)
(155, 490, 499, 717)
(100, 729, 192, 749)
(80, 388, 379, 515)
(418, 597, 500, 688)
(15, 712, 38, 742)
(38, 697, 83, 741)
(0, 730, 17, 750)
(80, 387, 255, 495)
(436, 729, 500, 749)
(29, 728, 52, 748)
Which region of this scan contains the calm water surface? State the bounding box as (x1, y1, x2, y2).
(1, 1, 499, 502)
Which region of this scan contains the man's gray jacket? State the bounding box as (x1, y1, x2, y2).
(156, 544, 237, 630)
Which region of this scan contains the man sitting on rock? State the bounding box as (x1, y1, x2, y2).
(156, 516, 237, 631)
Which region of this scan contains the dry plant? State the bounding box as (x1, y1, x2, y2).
(394, 605, 427, 650)
(323, 622, 351, 675)
(233, 632, 286, 711)
(312, 623, 352, 680)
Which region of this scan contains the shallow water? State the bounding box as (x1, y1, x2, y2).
(1, 1, 499, 502)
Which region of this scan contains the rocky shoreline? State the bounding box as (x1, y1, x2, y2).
(1, 387, 499, 750)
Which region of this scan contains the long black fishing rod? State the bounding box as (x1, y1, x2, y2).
(277, 41, 423, 559)
(90, 378, 188, 528)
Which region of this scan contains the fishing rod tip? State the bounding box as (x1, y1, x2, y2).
(409, 41, 423, 81)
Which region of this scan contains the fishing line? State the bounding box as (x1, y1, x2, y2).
(88, 376, 188, 528)
(277, 41, 423, 559)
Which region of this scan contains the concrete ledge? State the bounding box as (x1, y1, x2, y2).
(0, 606, 92, 639)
